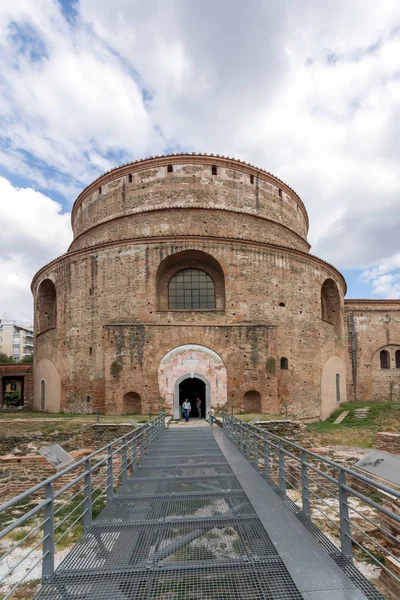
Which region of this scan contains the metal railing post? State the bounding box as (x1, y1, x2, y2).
(279, 440, 286, 492)
(107, 446, 114, 501)
(246, 425, 250, 458)
(263, 433, 270, 479)
(121, 439, 128, 483)
(339, 469, 353, 559)
(83, 459, 92, 530)
(301, 450, 310, 517)
(42, 482, 55, 581)
(253, 431, 258, 467)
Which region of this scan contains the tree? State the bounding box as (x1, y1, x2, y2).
(20, 354, 33, 364)
(0, 352, 15, 364)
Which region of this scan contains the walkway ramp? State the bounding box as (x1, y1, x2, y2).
(35, 427, 367, 599)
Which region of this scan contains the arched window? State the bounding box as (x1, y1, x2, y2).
(321, 279, 341, 326)
(380, 350, 390, 369)
(123, 392, 142, 414)
(40, 379, 46, 410)
(156, 250, 225, 311)
(280, 357, 288, 370)
(336, 373, 341, 402)
(37, 279, 57, 334)
(396, 350, 400, 369)
(168, 269, 215, 310)
(244, 390, 261, 413)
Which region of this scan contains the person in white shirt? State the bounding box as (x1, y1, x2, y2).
(182, 399, 191, 422)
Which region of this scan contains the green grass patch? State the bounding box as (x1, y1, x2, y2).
(306, 401, 400, 448)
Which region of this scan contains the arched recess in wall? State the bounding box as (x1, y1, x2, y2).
(396, 350, 400, 369)
(244, 390, 261, 413)
(36, 279, 57, 334)
(34, 359, 61, 412)
(156, 250, 225, 311)
(321, 356, 346, 420)
(123, 392, 142, 414)
(321, 278, 341, 327)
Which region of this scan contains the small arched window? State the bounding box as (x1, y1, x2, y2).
(168, 269, 215, 310)
(40, 379, 46, 411)
(396, 350, 400, 369)
(280, 357, 288, 370)
(380, 350, 390, 369)
(335, 373, 341, 402)
(167, 164, 173, 173)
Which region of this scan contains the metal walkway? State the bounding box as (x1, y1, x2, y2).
(35, 427, 368, 599)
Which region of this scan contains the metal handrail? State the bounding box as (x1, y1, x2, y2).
(0, 413, 165, 599)
(222, 412, 400, 590)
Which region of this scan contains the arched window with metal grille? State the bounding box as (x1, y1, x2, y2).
(168, 269, 215, 310)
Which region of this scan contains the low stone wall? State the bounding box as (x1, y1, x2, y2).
(256, 420, 313, 446)
(0, 449, 93, 500)
(77, 423, 140, 449)
(375, 432, 400, 455)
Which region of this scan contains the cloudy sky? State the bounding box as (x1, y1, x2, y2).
(1, 0, 400, 322)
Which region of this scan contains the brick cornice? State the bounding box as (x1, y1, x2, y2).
(71, 153, 309, 230)
(31, 234, 346, 294)
(68, 206, 311, 253)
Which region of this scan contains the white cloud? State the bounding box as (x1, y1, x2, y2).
(1, 0, 400, 304)
(0, 177, 71, 321)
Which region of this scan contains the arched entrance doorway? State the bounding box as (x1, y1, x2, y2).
(178, 376, 206, 418)
(174, 373, 210, 419)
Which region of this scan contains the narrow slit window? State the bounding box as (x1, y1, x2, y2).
(336, 374, 341, 402)
(128, 174, 132, 183)
(278, 188, 283, 198)
(211, 165, 217, 175)
(40, 380, 46, 411)
(98, 186, 101, 195)
(250, 174, 254, 184)
(396, 350, 400, 369)
(167, 164, 173, 173)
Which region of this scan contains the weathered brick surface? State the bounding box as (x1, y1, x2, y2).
(30, 154, 398, 419)
(375, 432, 400, 455)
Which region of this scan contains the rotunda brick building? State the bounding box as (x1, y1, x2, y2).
(32, 154, 349, 419)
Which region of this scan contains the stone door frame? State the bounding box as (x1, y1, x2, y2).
(174, 373, 211, 419)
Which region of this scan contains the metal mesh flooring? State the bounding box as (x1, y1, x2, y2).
(35, 428, 303, 599)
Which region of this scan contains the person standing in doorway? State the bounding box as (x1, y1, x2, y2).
(209, 408, 215, 425)
(196, 397, 202, 418)
(182, 398, 191, 423)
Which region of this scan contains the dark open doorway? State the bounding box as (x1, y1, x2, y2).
(179, 377, 206, 418)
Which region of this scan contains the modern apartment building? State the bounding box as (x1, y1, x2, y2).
(0, 319, 34, 362)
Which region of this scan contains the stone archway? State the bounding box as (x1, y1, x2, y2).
(158, 344, 227, 418)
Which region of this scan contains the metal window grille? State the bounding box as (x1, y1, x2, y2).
(168, 269, 215, 309)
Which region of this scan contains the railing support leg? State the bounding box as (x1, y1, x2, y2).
(301, 450, 310, 517)
(121, 440, 128, 484)
(279, 440, 286, 492)
(263, 434, 270, 479)
(107, 446, 114, 501)
(253, 431, 258, 467)
(339, 469, 353, 560)
(42, 483, 55, 581)
(83, 459, 92, 530)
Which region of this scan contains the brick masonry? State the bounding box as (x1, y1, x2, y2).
(0, 364, 33, 409)
(375, 432, 400, 455)
(30, 154, 400, 419)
